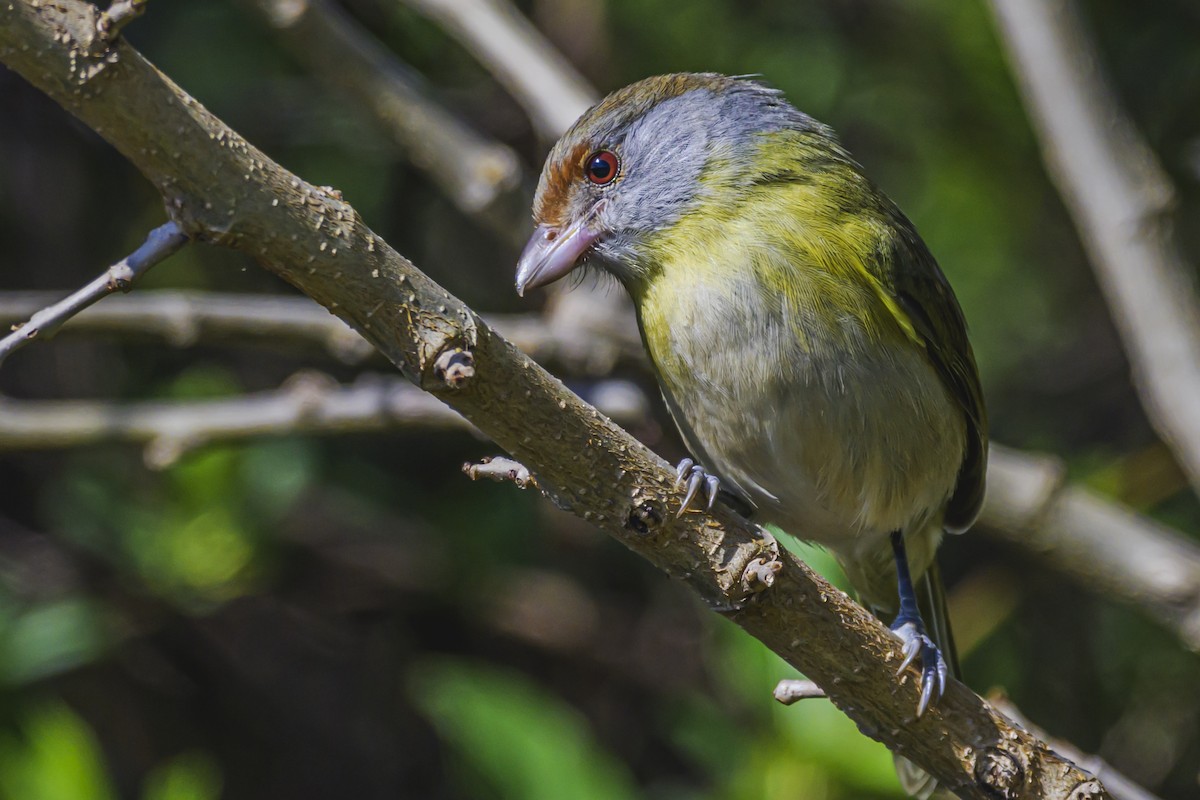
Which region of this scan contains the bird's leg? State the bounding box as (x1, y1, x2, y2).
(888, 530, 948, 717)
(673, 457, 722, 516)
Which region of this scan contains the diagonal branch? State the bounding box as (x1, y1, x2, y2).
(0, 221, 188, 367)
(0, 2, 1109, 796)
(398, 0, 596, 139)
(989, 695, 1164, 800)
(236, 0, 527, 240)
(774, 684, 1160, 800)
(985, 446, 1200, 652)
(242, 0, 638, 357)
(988, 0, 1200, 496)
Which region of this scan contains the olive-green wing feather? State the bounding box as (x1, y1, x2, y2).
(882, 216, 988, 532)
(735, 130, 986, 530)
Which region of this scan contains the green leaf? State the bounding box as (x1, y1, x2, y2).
(410, 659, 640, 800)
(708, 623, 902, 796)
(0, 599, 109, 686)
(238, 440, 318, 522)
(142, 751, 222, 800)
(0, 702, 118, 800)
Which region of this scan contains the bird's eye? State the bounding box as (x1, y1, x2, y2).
(583, 150, 619, 185)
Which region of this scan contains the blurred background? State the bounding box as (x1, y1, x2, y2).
(1, 0, 1200, 797)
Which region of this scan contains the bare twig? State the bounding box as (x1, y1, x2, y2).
(0, 221, 187, 368)
(982, 445, 1200, 652)
(0, 4, 1111, 794)
(0, 290, 377, 362)
(399, 0, 596, 139)
(463, 455, 534, 487)
(0, 372, 450, 468)
(433, 347, 476, 388)
(238, 0, 527, 238)
(0, 373, 649, 467)
(96, 0, 148, 43)
(988, 0, 1200, 496)
(0, 291, 645, 373)
(488, 307, 643, 375)
(774, 679, 827, 705)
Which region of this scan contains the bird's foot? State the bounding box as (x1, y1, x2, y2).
(673, 458, 721, 516)
(891, 617, 948, 718)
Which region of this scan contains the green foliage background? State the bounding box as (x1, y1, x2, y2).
(1, 0, 1199, 798)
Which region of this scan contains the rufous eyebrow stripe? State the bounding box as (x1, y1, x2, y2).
(535, 141, 593, 227)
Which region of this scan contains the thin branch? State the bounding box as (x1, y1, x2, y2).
(988, 0, 1200, 495)
(773, 679, 827, 705)
(95, 0, 148, 45)
(398, 0, 597, 139)
(0, 373, 648, 468)
(0, 221, 187, 368)
(0, 291, 645, 373)
(0, 4, 1110, 795)
(463, 455, 535, 487)
(237, 0, 528, 240)
(0, 290, 376, 362)
(982, 445, 1200, 652)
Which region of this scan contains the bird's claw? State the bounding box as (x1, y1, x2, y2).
(891, 620, 948, 718)
(673, 458, 721, 516)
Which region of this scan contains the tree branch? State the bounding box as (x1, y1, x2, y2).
(243, 0, 640, 362)
(236, 0, 527, 240)
(0, 291, 644, 372)
(0, 289, 377, 361)
(95, 0, 148, 45)
(0, 372, 648, 468)
(0, 2, 1109, 796)
(984, 446, 1200, 652)
(990, 695, 1164, 800)
(988, 0, 1200, 496)
(398, 0, 596, 139)
(0, 222, 187, 367)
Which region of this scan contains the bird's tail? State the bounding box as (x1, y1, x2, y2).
(890, 558, 959, 799)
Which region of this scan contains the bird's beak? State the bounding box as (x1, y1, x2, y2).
(514, 204, 605, 296)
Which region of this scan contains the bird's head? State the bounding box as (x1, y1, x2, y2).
(515, 72, 825, 295)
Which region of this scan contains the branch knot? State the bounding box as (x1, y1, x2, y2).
(973, 746, 1025, 799)
(434, 347, 475, 388)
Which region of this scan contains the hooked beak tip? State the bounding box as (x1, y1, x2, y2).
(514, 206, 604, 296)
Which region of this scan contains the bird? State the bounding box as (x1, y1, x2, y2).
(514, 73, 986, 796)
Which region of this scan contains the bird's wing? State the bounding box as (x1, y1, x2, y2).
(880, 217, 988, 532)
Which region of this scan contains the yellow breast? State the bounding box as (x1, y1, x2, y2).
(631, 186, 965, 552)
